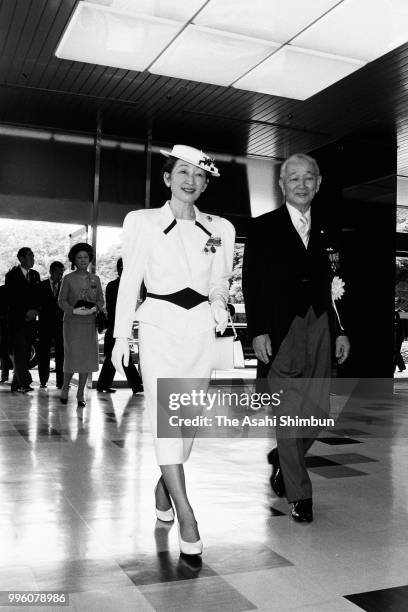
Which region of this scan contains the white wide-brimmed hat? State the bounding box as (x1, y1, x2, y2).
(160, 144, 220, 177)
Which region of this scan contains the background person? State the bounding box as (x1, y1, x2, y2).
(0, 284, 12, 383)
(97, 257, 143, 394)
(394, 309, 406, 372)
(112, 144, 235, 555)
(5, 247, 40, 393)
(38, 261, 65, 389)
(58, 243, 103, 407)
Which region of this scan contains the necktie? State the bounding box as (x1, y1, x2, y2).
(297, 215, 310, 246)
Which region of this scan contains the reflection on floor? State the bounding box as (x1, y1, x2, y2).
(0, 377, 407, 611)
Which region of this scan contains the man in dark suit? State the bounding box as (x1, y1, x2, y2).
(0, 284, 12, 382)
(97, 258, 143, 394)
(38, 261, 65, 389)
(5, 247, 41, 393)
(242, 153, 350, 522)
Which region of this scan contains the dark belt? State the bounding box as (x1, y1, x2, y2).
(146, 288, 208, 310)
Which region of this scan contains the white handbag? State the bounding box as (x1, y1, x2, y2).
(213, 315, 245, 370)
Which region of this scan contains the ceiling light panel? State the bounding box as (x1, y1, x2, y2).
(234, 46, 365, 100)
(88, 0, 208, 22)
(193, 0, 341, 43)
(294, 0, 408, 61)
(55, 2, 183, 71)
(149, 26, 278, 86)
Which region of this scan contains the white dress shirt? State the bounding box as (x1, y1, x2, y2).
(19, 265, 29, 279)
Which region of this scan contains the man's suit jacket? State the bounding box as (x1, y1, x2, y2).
(38, 279, 63, 335)
(242, 204, 347, 359)
(114, 202, 236, 338)
(106, 277, 119, 332)
(5, 266, 41, 335)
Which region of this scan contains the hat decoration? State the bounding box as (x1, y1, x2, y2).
(160, 144, 220, 177)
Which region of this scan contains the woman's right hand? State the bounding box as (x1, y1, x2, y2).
(73, 307, 87, 315)
(112, 338, 129, 376)
(73, 306, 97, 315)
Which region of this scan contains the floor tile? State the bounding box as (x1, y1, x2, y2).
(323, 453, 377, 464)
(30, 558, 133, 593)
(269, 506, 286, 516)
(69, 586, 155, 611)
(204, 543, 292, 575)
(139, 576, 256, 612)
(317, 437, 362, 445)
(309, 465, 368, 478)
(305, 455, 339, 467)
(290, 598, 363, 611)
(116, 551, 217, 586)
(345, 584, 408, 611)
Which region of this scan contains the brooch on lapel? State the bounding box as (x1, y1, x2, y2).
(203, 236, 222, 253)
(321, 230, 341, 273)
(327, 248, 340, 273)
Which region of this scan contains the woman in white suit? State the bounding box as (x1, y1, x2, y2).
(112, 145, 235, 555)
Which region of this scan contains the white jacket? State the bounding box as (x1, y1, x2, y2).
(114, 202, 236, 338)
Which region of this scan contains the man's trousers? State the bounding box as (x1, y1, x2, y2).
(268, 308, 331, 502)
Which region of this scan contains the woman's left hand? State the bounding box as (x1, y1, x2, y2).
(211, 300, 228, 334)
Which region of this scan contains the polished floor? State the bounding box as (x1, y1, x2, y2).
(0, 375, 407, 612)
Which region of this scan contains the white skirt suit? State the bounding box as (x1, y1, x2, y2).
(114, 202, 235, 465)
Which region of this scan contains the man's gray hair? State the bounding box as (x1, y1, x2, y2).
(280, 153, 320, 180)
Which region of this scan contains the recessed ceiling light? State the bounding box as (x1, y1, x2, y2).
(87, 0, 208, 21)
(294, 0, 408, 61)
(194, 0, 341, 43)
(234, 45, 365, 100)
(55, 1, 183, 71)
(150, 25, 278, 86)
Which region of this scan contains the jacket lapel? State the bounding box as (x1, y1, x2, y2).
(194, 207, 214, 252)
(307, 208, 323, 253)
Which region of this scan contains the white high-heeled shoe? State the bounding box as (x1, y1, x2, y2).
(177, 524, 203, 556)
(154, 485, 175, 522)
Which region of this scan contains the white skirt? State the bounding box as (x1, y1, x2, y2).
(139, 323, 215, 465)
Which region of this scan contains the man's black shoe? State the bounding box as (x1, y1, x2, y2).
(133, 385, 144, 395)
(267, 448, 285, 497)
(291, 499, 313, 523)
(97, 387, 116, 393)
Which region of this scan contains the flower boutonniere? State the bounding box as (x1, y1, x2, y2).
(331, 275, 346, 331)
(203, 236, 222, 254)
(331, 276, 345, 301)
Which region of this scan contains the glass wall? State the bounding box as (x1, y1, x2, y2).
(95, 226, 122, 293)
(395, 203, 408, 376)
(0, 218, 83, 282)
